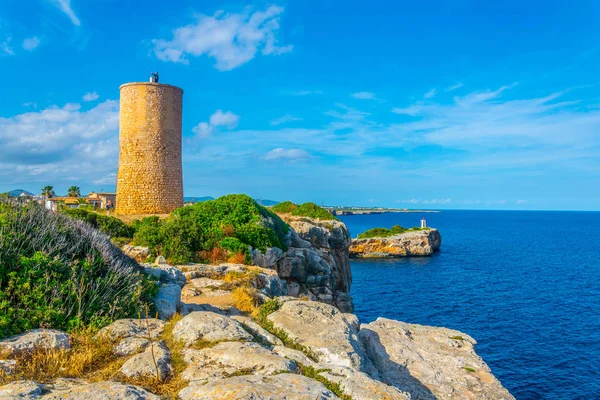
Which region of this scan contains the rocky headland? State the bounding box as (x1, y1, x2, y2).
(350, 229, 442, 258)
(0, 197, 512, 399)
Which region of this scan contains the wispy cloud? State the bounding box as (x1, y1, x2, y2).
(351, 92, 376, 100)
(446, 82, 463, 91)
(263, 148, 311, 162)
(397, 198, 451, 205)
(82, 91, 99, 102)
(22, 36, 40, 51)
(284, 90, 323, 96)
(270, 114, 303, 126)
(48, 0, 81, 27)
(152, 6, 292, 70)
(1, 37, 14, 55)
(424, 89, 436, 99)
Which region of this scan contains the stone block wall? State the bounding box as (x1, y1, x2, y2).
(116, 82, 184, 215)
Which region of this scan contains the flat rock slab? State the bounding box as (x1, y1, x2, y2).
(178, 374, 339, 400)
(173, 311, 252, 346)
(0, 381, 159, 400)
(181, 342, 296, 382)
(120, 341, 172, 380)
(97, 319, 165, 341)
(0, 329, 69, 357)
(267, 300, 376, 375)
(272, 346, 317, 368)
(231, 315, 283, 346)
(0, 380, 43, 399)
(114, 337, 150, 357)
(317, 364, 410, 400)
(359, 318, 515, 400)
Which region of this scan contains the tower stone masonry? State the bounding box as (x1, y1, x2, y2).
(116, 82, 184, 215)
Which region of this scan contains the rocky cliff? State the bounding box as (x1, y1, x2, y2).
(0, 264, 514, 400)
(252, 215, 353, 312)
(350, 229, 442, 258)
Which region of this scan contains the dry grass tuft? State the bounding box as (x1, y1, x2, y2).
(227, 252, 247, 264)
(232, 287, 261, 313)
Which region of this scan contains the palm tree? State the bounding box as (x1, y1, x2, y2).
(67, 186, 81, 198)
(41, 186, 55, 198)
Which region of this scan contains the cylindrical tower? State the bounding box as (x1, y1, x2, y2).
(116, 82, 184, 215)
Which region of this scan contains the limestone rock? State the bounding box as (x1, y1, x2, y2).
(121, 245, 150, 262)
(267, 300, 377, 375)
(181, 302, 242, 317)
(41, 381, 160, 399)
(0, 360, 16, 375)
(96, 318, 165, 340)
(120, 341, 172, 380)
(154, 255, 167, 265)
(317, 364, 410, 400)
(181, 342, 296, 382)
(359, 318, 515, 400)
(350, 229, 442, 258)
(178, 374, 339, 400)
(142, 265, 186, 287)
(251, 247, 284, 269)
(114, 337, 150, 357)
(155, 283, 182, 319)
(0, 380, 43, 399)
(189, 277, 225, 289)
(173, 311, 252, 346)
(0, 329, 69, 357)
(272, 346, 317, 368)
(231, 315, 283, 346)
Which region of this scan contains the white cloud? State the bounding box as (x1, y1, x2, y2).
(397, 198, 451, 205)
(192, 110, 239, 139)
(516, 199, 527, 204)
(0, 100, 119, 185)
(1, 37, 14, 55)
(263, 148, 311, 162)
(446, 82, 463, 91)
(424, 88, 436, 99)
(152, 6, 292, 71)
(49, 0, 81, 27)
(22, 36, 40, 51)
(270, 114, 303, 126)
(82, 91, 99, 102)
(351, 92, 376, 100)
(209, 110, 239, 128)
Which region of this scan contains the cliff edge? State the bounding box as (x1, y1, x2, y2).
(350, 229, 441, 258)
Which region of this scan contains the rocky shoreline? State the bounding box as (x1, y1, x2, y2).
(0, 216, 514, 399)
(349, 229, 442, 258)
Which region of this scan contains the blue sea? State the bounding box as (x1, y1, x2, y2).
(339, 210, 600, 400)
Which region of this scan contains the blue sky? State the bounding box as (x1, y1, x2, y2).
(1, 0, 599, 210)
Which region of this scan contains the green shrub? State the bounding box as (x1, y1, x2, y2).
(0, 199, 157, 338)
(132, 194, 290, 265)
(357, 224, 428, 239)
(271, 201, 298, 214)
(290, 202, 336, 220)
(62, 208, 134, 238)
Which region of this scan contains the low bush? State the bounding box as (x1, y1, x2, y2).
(62, 208, 134, 239)
(357, 224, 428, 239)
(0, 199, 157, 338)
(132, 194, 289, 265)
(271, 201, 298, 214)
(290, 202, 337, 220)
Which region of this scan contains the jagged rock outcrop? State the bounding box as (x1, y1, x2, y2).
(172, 311, 253, 346)
(0, 380, 160, 399)
(253, 216, 353, 312)
(359, 318, 515, 400)
(0, 330, 70, 357)
(350, 229, 442, 258)
(120, 341, 172, 380)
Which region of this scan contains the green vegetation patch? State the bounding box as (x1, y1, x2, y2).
(357, 224, 428, 239)
(299, 365, 352, 400)
(291, 202, 337, 220)
(271, 201, 298, 214)
(62, 208, 134, 239)
(132, 194, 290, 265)
(0, 198, 157, 338)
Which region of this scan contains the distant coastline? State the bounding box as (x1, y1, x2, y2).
(329, 208, 441, 216)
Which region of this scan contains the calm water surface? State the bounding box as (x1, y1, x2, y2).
(339, 210, 600, 400)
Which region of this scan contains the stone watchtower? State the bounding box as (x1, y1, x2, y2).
(116, 78, 184, 215)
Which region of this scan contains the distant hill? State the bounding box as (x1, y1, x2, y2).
(184, 196, 279, 206)
(6, 189, 35, 197)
